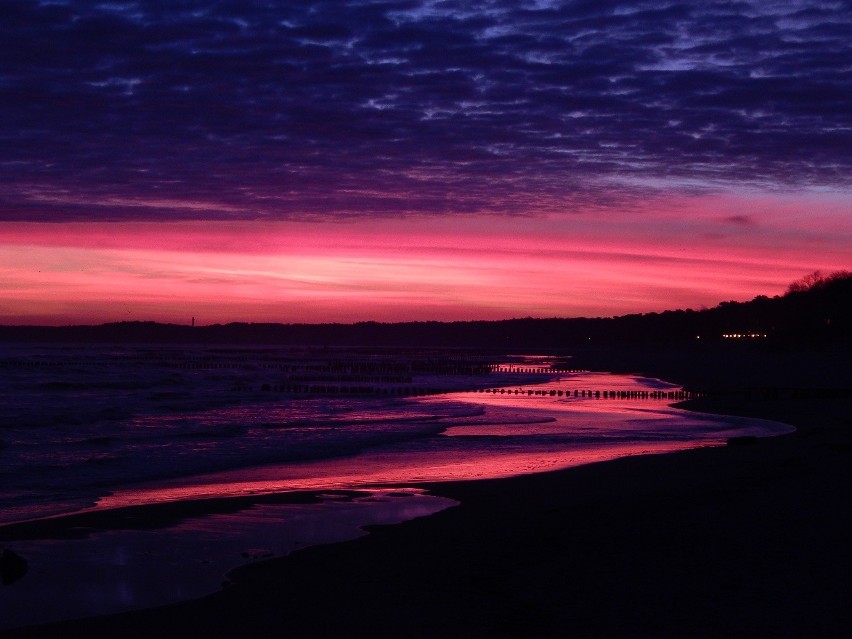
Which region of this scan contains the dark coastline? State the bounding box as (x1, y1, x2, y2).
(2, 343, 850, 638)
(1, 271, 849, 349)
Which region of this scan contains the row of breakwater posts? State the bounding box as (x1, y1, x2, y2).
(4, 356, 847, 402)
(230, 383, 700, 401)
(476, 388, 699, 400)
(491, 366, 587, 374)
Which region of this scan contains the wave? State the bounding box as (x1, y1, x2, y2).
(0, 346, 793, 527)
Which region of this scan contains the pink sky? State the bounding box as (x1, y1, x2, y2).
(4, 2, 851, 327)
(2, 190, 849, 325)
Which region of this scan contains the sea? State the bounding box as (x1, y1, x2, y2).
(0, 345, 793, 629)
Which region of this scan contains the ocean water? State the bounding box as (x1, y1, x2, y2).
(0, 345, 479, 524)
(0, 345, 793, 628)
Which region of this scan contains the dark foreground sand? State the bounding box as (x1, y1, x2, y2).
(3, 394, 851, 638)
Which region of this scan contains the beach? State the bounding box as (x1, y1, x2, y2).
(2, 384, 849, 637)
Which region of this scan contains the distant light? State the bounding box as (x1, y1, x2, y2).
(721, 332, 767, 339)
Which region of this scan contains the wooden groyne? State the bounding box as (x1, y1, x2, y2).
(473, 388, 698, 400)
(233, 384, 699, 401)
(491, 366, 588, 374)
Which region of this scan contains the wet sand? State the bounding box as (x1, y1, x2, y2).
(2, 392, 851, 637)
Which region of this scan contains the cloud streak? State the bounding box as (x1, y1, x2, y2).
(2, 202, 848, 325)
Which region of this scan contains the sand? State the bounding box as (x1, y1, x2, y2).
(2, 394, 851, 637)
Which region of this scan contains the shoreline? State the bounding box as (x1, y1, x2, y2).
(2, 391, 850, 637)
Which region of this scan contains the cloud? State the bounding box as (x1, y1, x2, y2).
(723, 215, 755, 226)
(1, 0, 850, 221)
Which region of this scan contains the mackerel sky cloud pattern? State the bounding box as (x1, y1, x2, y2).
(2, 0, 851, 221)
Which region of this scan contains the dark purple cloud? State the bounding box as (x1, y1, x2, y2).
(1, 0, 850, 220)
(723, 214, 754, 226)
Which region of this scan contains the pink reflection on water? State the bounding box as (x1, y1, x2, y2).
(98, 373, 796, 508)
(98, 441, 700, 514)
(95, 369, 789, 513)
(98, 372, 706, 512)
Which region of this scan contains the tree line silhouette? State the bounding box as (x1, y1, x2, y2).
(1, 271, 849, 349)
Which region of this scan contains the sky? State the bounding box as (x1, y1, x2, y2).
(1, 0, 850, 325)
